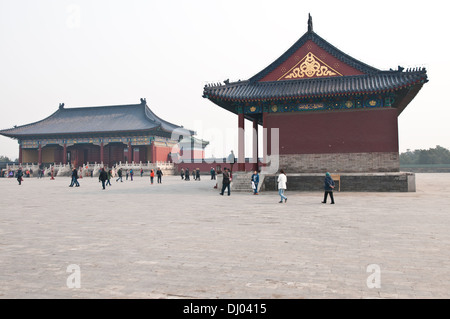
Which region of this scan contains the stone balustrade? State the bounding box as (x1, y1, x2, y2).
(5, 161, 176, 177)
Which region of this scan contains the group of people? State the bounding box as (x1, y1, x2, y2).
(218, 168, 336, 204)
(149, 168, 163, 184)
(275, 170, 335, 204)
(67, 167, 165, 190)
(11, 164, 336, 202)
(180, 168, 201, 181)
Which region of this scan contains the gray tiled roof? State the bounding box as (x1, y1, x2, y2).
(203, 70, 428, 102)
(0, 101, 193, 138)
(203, 28, 428, 103)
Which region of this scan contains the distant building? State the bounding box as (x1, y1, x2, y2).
(0, 98, 208, 167)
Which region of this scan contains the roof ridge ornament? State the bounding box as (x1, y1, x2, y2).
(59, 103, 64, 110)
(140, 98, 146, 105)
(308, 13, 313, 33)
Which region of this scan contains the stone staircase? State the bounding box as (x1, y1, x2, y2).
(231, 172, 264, 193)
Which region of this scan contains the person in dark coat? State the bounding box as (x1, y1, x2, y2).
(195, 168, 200, 181)
(99, 168, 108, 190)
(156, 168, 163, 183)
(69, 168, 80, 187)
(220, 167, 231, 196)
(185, 168, 190, 181)
(116, 168, 123, 182)
(210, 167, 216, 180)
(17, 168, 23, 185)
(180, 168, 185, 180)
(322, 172, 335, 204)
(106, 169, 112, 186)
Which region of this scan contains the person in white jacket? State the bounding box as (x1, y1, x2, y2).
(277, 169, 287, 203)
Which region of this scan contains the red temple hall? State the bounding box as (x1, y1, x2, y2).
(202, 15, 428, 174)
(0, 98, 207, 167)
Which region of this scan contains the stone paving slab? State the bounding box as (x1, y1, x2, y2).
(0, 173, 449, 299)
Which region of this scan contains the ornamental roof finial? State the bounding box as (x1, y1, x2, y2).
(308, 13, 313, 33)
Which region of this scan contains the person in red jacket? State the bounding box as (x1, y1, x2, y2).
(150, 169, 155, 184)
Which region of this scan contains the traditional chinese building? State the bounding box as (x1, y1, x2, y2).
(202, 15, 428, 175)
(0, 98, 207, 167)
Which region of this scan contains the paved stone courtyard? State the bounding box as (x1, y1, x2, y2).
(1, 173, 449, 299)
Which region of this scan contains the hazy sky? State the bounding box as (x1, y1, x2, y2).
(1, 0, 448, 160)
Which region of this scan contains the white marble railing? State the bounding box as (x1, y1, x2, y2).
(5, 161, 176, 177)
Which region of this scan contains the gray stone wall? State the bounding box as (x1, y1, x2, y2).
(262, 172, 416, 192)
(278, 152, 399, 173)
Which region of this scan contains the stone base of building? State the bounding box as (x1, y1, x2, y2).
(279, 152, 399, 173)
(262, 172, 416, 192)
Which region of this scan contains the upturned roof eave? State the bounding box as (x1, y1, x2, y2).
(203, 71, 428, 103)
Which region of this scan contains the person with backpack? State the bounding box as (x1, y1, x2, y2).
(322, 172, 335, 204)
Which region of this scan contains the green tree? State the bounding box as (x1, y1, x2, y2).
(0, 155, 12, 162)
(400, 145, 450, 165)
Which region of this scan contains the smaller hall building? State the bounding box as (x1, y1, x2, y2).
(0, 98, 208, 167)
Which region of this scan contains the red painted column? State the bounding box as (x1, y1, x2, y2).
(263, 110, 270, 164)
(63, 143, 67, 164)
(191, 138, 195, 163)
(73, 149, 78, 167)
(252, 119, 259, 172)
(151, 141, 156, 163)
(238, 112, 245, 171)
(128, 141, 132, 163)
(100, 142, 104, 164)
(18, 144, 23, 164)
(38, 144, 42, 165)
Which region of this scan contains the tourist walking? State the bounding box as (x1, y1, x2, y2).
(156, 168, 163, 183)
(69, 168, 80, 187)
(130, 168, 134, 181)
(195, 168, 200, 181)
(220, 167, 231, 196)
(17, 167, 23, 185)
(150, 169, 155, 184)
(180, 168, 185, 180)
(251, 170, 259, 195)
(140, 168, 144, 177)
(116, 168, 123, 182)
(322, 172, 335, 204)
(210, 167, 216, 180)
(126, 169, 129, 180)
(105, 169, 112, 186)
(99, 168, 108, 190)
(277, 169, 287, 203)
(185, 168, 190, 181)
